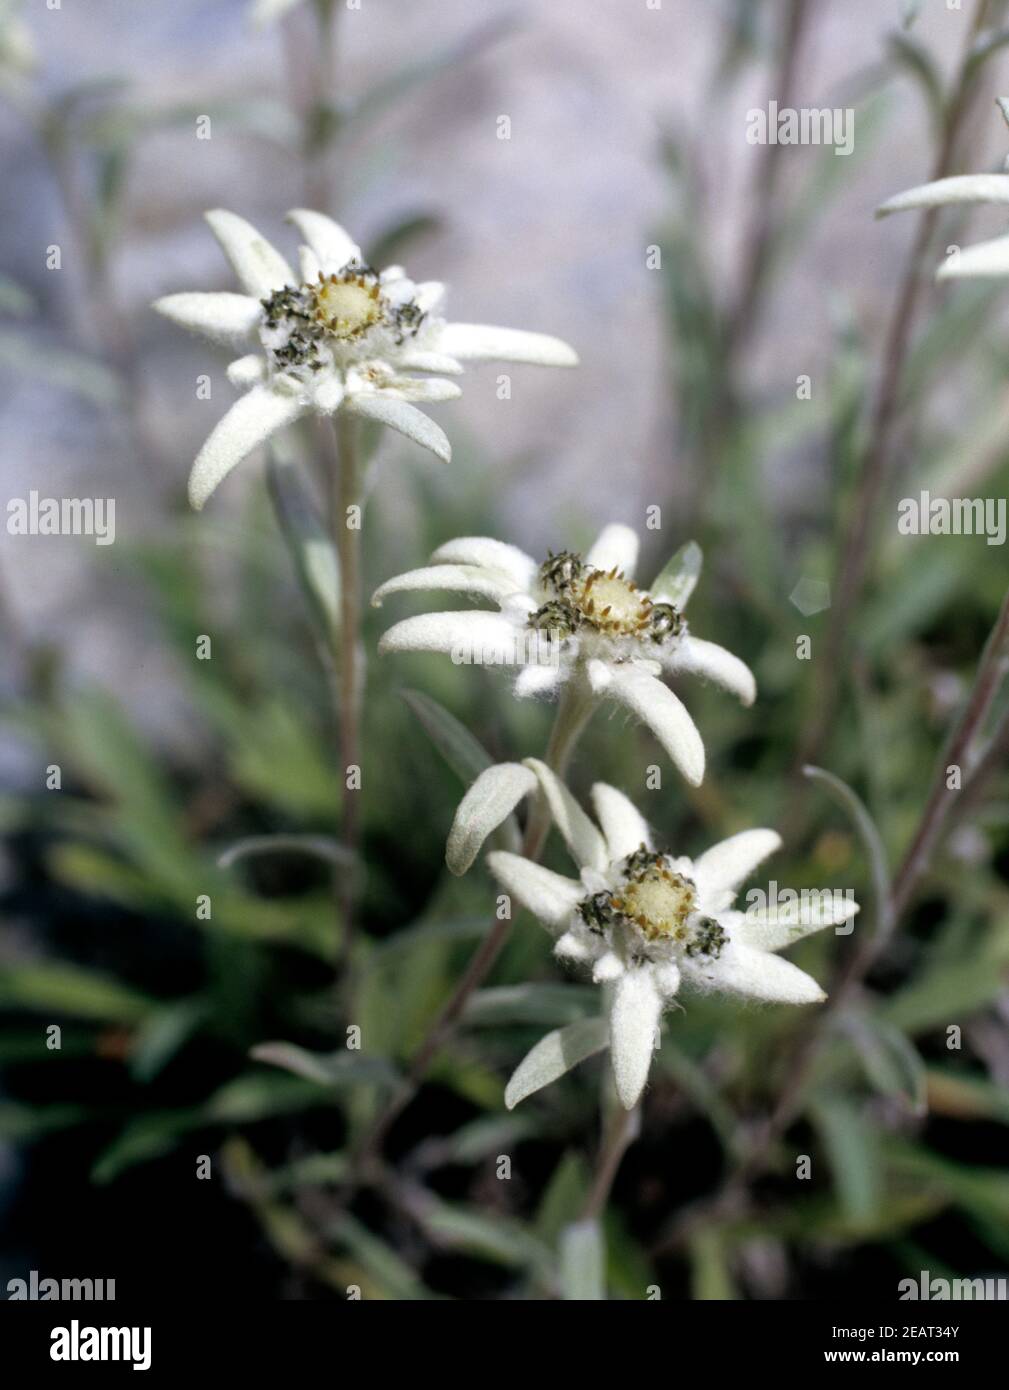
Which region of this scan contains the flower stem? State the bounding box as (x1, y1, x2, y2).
(787, 0, 993, 804)
(579, 1099, 638, 1222)
(355, 681, 594, 1167)
(329, 413, 363, 972)
(889, 581, 1009, 920)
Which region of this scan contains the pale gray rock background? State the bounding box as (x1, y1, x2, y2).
(2, 0, 1008, 756)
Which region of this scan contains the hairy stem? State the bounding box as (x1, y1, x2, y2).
(725, 0, 810, 358)
(890, 582, 1009, 919)
(790, 0, 992, 795)
(579, 1100, 639, 1223)
(329, 413, 363, 971)
(355, 682, 594, 1166)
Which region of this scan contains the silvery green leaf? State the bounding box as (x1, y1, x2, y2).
(504, 1017, 609, 1109)
(366, 214, 442, 271)
(966, 26, 1009, 78)
(845, 1014, 928, 1115)
(650, 539, 702, 609)
(887, 32, 943, 131)
(401, 688, 497, 785)
(559, 1219, 605, 1300)
(217, 833, 351, 870)
(348, 14, 517, 134)
(810, 1096, 881, 1228)
(249, 1042, 401, 1090)
(375, 915, 490, 959)
(328, 1214, 430, 1300)
(876, 174, 1009, 218)
(0, 274, 34, 316)
(464, 984, 599, 1028)
(412, 1198, 553, 1274)
(938, 232, 1009, 279)
(0, 330, 121, 406)
(266, 451, 340, 639)
(803, 765, 890, 934)
(129, 999, 210, 1083)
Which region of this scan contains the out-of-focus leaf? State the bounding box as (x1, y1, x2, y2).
(260, 1151, 350, 1195)
(863, 544, 962, 652)
(51, 689, 196, 896)
(202, 1071, 334, 1123)
(414, 1112, 535, 1169)
(559, 1219, 605, 1301)
(811, 1096, 881, 1227)
(0, 330, 121, 406)
(266, 453, 340, 641)
(925, 1069, 1009, 1124)
(535, 1151, 591, 1246)
(649, 539, 702, 609)
(92, 1068, 340, 1184)
(884, 1140, 1009, 1226)
(227, 699, 341, 818)
(804, 764, 890, 932)
(129, 999, 209, 1083)
(374, 914, 491, 959)
(882, 926, 1009, 1033)
(413, 1196, 553, 1274)
(845, 1013, 927, 1115)
(366, 214, 442, 271)
(0, 962, 155, 1023)
(687, 1227, 736, 1301)
(249, 1041, 400, 1090)
(402, 688, 521, 851)
(655, 1043, 744, 1157)
(504, 1017, 608, 1109)
(400, 688, 495, 783)
(91, 1112, 195, 1184)
(0, 274, 34, 316)
(966, 25, 1009, 79)
(464, 983, 598, 1028)
(217, 834, 350, 870)
(328, 1213, 430, 1300)
(0, 1102, 91, 1141)
(347, 14, 518, 134)
(887, 31, 944, 133)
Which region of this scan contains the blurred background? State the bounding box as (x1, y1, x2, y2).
(2, 0, 1009, 1300)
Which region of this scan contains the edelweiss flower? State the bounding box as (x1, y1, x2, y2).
(877, 106, 1009, 279)
(473, 763, 857, 1109)
(154, 209, 577, 509)
(373, 524, 754, 785)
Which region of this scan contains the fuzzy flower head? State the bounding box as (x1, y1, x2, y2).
(465, 763, 857, 1109)
(154, 209, 577, 509)
(375, 524, 754, 785)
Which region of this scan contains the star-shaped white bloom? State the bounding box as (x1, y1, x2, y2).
(477, 763, 857, 1109)
(153, 209, 577, 509)
(374, 524, 754, 785)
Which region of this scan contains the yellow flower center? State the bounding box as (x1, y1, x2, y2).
(575, 569, 652, 636)
(311, 274, 383, 340)
(612, 867, 696, 943)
